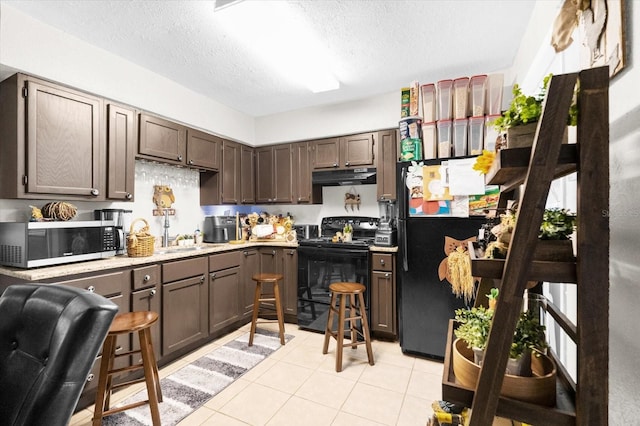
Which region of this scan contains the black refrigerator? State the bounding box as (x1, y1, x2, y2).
(396, 160, 486, 359)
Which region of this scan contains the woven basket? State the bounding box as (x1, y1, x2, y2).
(127, 218, 155, 257)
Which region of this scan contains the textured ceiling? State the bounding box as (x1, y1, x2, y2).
(3, 0, 537, 117)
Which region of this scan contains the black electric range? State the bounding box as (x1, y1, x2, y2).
(297, 216, 378, 333)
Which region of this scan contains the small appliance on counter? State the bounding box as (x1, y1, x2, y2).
(94, 209, 132, 255)
(374, 201, 397, 247)
(292, 224, 319, 240)
(203, 216, 237, 243)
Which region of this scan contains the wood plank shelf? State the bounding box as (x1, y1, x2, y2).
(486, 144, 577, 191)
(468, 242, 577, 283)
(442, 320, 577, 426)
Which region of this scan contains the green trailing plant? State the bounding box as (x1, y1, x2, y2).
(539, 208, 576, 240)
(493, 74, 578, 133)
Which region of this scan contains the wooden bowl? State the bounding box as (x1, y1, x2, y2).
(452, 338, 557, 406)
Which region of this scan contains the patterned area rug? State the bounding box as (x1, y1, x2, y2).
(102, 329, 292, 425)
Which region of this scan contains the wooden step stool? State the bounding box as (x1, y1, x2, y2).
(323, 282, 374, 372)
(249, 273, 286, 346)
(93, 311, 162, 426)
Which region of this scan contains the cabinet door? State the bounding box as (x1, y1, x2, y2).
(371, 270, 396, 336)
(106, 103, 135, 201)
(311, 137, 340, 170)
(241, 248, 260, 317)
(209, 266, 241, 332)
(25, 79, 103, 197)
(341, 132, 375, 168)
(187, 129, 221, 171)
(221, 140, 240, 204)
(259, 247, 278, 273)
(162, 273, 208, 355)
(376, 130, 397, 202)
(292, 142, 311, 203)
(255, 146, 274, 203)
(281, 248, 298, 317)
(138, 113, 186, 164)
(240, 144, 255, 204)
(131, 286, 162, 361)
(273, 144, 293, 203)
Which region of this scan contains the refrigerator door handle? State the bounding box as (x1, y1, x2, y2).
(400, 219, 409, 271)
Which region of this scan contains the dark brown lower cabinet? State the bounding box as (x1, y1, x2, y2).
(209, 251, 242, 333)
(241, 248, 260, 318)
(162, 257, 208, 355)
(258, 247, 298, 321)
(370, 253, 397, 338)
(131, 265, 162, 361)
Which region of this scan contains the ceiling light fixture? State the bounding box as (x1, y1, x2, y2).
(214, 1, 340, 94)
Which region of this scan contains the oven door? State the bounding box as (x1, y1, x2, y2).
(297, 245, 370, 333)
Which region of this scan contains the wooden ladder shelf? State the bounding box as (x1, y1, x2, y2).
(442, 66, 609, 426)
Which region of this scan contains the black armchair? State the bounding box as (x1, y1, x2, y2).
(0, 284, 118, 426)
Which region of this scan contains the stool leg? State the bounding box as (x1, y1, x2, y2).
(93, 334, 116, 425)
(249, 282, 262, 346)
(144, 327, 163, 402)
(336, 294, 346, 372)
(358, 292, 375, 366)
(139, 329, 162, 426)
(349, 293, 358, 349)
(273, 281, 286, 345)
(323, 291, 337, 354)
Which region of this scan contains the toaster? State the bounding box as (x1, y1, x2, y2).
(292, 224, 319, 240)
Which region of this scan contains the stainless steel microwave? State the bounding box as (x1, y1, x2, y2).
(0, 220, 119, 268)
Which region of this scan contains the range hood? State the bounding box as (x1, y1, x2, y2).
(312, 167, 377, 186)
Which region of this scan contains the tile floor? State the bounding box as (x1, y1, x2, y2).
(71, 322, 446, 426)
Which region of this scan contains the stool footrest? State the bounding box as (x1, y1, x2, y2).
(109, 376, 147, 391)
(106, 362, 145, 377)
(100, 399, 153, 417)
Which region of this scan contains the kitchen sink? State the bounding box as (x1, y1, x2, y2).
(155, 246, 204, 255)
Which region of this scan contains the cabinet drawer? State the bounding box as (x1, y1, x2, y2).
(60, 271, 127, 297)
(372, 253, 394, 272)
(209, 251, 242, 272)
(163, 257, 207, 283)
(132, 265, 160, 290)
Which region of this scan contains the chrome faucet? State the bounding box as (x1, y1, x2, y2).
(163, 209, 171, 247)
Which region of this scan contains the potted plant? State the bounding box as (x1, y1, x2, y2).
(343, 223, 353, 242)
(486, 287, 499, 310)
(454, 305, 547, 377)
(493, 74, 578, 148)
(536, 208, 576, 261)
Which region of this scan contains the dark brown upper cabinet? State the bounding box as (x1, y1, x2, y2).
(240, 144, 255, 204)
(311, 132, 375, 170)
(376, 129, 397, 202)
(0, 73, 105, 200)
(221, 140, 241, 204)
(187, 129, 221, 171)
(255, 144, 293, 203)
(138, 113, 187, 165)
(291, 141, 321, 204)
(106, 103, 136, 201)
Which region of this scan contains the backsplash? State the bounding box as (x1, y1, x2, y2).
(0, 160, 381, 240)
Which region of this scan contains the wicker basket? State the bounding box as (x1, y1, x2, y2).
(127, 218, 155, 257)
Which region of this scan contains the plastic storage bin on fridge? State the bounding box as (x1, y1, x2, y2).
(469, 116, 485, 155)
(487, 74, 504, 116)
(453, 77, 469, 119)
(437, 80, 453, 121)
(470, 75, 487, 117)
(453, 118, 468, 157)
(484, 114, 502, 152)
(422, 121, 437, 160)
(421, 84, 436, 123)
(437, 120, 452, 158)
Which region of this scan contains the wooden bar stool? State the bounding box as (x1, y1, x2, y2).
(93, 311, 162, 426)
(323, 282, 374, 372)
(249, 273, 286, 346)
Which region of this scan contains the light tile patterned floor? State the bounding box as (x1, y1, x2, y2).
(71, 323, 443, 426)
